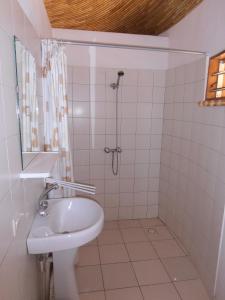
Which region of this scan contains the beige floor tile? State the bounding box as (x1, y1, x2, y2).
(174, 279, 210, 300)
(162, 257, 199, 281)
(152, 240, 185, 258)
(140, 218, 164, 228)
(126, 242, 158, 261)
(80, 291, 105, 300)
(121, 228, 148, 243)
(118, 219, 141, 228)
(102, 262, 138, 290)
(105, 287, 143, 300)
(141, 283, 181, 300)
(78, 246, 100, 266)
(104, 221, 119, 230)
(132, 259, 170, 285)
(99, 244, 129, 264)
(98, 229, 123, 245)
(175, 238, 189, 255)
(145, 226, 173, 241)
(77, 265, 104, 293)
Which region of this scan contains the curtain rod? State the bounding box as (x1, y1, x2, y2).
(47, 38, 207, 56)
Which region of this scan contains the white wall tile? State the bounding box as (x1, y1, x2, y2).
(74, 84, 90, 101)
(0, 193, 14, 265)
(0, 2, 46, 298)
(90, 67, 106, 85)
(138, 85, 153, 102)
(122, 69, 138, 86)
(73, 67, 90, 84)
(133, 206, 147, 218)
(159, 58, 224, 297)
(74, 134, 90, 150)
(119, 206, 133, 219)
(74, 150, 90, 166)
(121, 118, 136, 134)
(138, 70, 154, 86)
(92, 119, 106, 134)
(153, 86, 165, 103)
(1, 36, 16, 85)
(121, 134, 136, 149)
(73, 118, 90, 134)
(1, 85, 18, 137)
(0, 138, 10, 202)
(121, 103, 137, 118)
(152, 103, 164, 118)
(73, 101, 90, 118)
(154, 70, 166, 87)
(135, 135, 151, 149)
(135, 163, 149, 178)
(136, 119, 151, 134)
(137, 103, 152, 118)
(104, 207, 118, 220)
(92, 101, 106, 119)
(122, 86, 138, 102)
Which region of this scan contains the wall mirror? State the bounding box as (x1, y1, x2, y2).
(14, 37, 43, 169)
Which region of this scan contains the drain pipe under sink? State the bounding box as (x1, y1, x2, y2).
(38, 253, 53, 300)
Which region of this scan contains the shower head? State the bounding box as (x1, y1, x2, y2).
(118, 70, 124, 77)
(110, 70, 125, 89)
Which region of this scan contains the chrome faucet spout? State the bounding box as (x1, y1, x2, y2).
(39, 184, 58, 216)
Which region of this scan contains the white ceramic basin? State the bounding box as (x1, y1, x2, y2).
(27, 197, 104, 254)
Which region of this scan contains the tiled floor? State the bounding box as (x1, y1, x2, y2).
(77, 218, 210, 300)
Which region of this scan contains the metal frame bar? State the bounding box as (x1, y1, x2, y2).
(48, 38, 207, 56)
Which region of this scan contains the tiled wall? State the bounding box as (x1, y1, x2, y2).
(68, 66, 165, 220)
(159, 57, 225, 297)
(0, 1, 50, 298)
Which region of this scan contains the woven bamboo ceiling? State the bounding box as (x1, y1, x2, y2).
(44, 0, 203, 35)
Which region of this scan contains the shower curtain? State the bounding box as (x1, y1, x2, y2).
(20, 42, 39, 152)
(42, 39, 74, 196)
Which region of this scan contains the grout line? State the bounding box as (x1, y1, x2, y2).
(120, 222, 145, 300)
(78, 219, 203, 298)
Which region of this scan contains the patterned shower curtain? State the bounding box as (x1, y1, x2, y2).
(42, 40, 74, 195)
(20, 42, 39, 152)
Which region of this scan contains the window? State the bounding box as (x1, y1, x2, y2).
(200, 50, 225, 107)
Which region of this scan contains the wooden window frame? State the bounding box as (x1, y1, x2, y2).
(199, 50, 225, 107)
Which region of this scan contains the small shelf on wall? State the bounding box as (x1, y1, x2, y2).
(199, 50, 225, 107)
(20, 152, 58, 179)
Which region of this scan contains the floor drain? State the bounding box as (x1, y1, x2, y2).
(147, 228, 158, 234)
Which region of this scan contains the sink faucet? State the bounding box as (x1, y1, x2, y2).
(39, 183, 58, 216)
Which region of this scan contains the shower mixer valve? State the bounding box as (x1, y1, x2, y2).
(104, 147, 122, 153)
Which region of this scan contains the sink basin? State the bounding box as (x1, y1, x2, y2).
(27, 197, 104, 254)
(27, 197, 104, 300)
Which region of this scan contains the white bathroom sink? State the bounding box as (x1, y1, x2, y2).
(27, 197, 104, 254)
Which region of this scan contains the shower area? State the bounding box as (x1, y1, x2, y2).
(66, 46, 167, 221)
(63, 41, 208, 221)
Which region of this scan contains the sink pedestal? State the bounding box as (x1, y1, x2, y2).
(53, 248, 79, 300)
